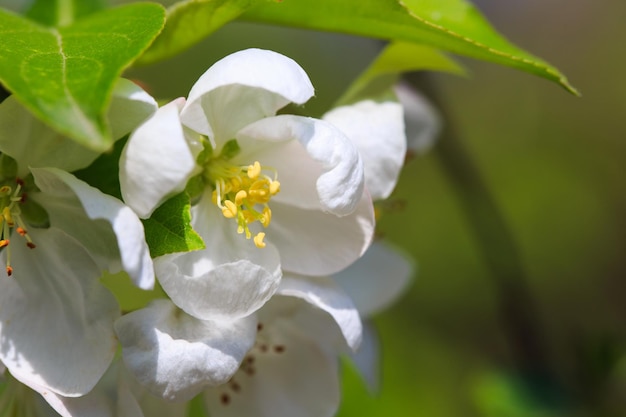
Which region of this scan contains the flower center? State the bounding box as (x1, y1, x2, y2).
(0, 179, 36, 276)
(202, 140, 281, 249)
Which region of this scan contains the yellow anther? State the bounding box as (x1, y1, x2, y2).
(0, 186, 10, 195)
(261, 207, 272, 226)
(221, 200, 238, 218)
(2, 207, 13, 226)
(247, 161, 262, 179)
(253, 232, 266, 249)
(269, 180, 280, 195)
(206, 149, 281, 249)
(235, 190, 247, 206)
(0, 239, 8, 248)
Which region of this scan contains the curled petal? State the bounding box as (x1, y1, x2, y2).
(181, 48, 314, 143)
(120, 98, 200, 219)
(278, 274, 362, 352)
(237, 115, 364, 216)
(333, 241, 413, 317)
(31, 168, 154, 290)
(115, 299, 257, 402)
(268, 192, 375, 276)
(323, 100, 406, 200)
(0, 228, 119, 397)
(155, 192, 281, 321)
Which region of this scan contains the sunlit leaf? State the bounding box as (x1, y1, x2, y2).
(336, 41, 465, 105)
(243, 0, 578, 94)
(25, 0, 106, 27)
(138, 0, 267, 65)
(0, 4, 165, 151)
(142, 192, 205, 258)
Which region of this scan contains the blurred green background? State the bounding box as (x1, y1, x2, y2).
(124, 0, 626, 415)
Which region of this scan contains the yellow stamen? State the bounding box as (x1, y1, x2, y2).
(253, 232, 266, 249)
(221, 200, 238, 218)
(247, 161, 261, 179)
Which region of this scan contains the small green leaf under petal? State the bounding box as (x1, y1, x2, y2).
(142, 192, 205, 259)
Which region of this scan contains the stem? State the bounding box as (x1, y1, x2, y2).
(405, 73, 559, 398)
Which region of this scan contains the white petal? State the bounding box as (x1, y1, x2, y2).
(349, 321, 381, 393)
(0, 96, 101, 177)
(24, 360, 145, 417)
(333, 241, 413, 317)
(237, 115, 365, 215)
(394, 81, 441, 154)
(120, 98, 199, 219)
(323, 100, 406, 200)
(205, 298, 340, 417)
(108, 78, 158, 141)
(278, 274, 362, 352)
(268, 192, 375, 276)
(181, 48, 314, 143)
(115, 299, 257, 402)
(0, 227, 119, 397)
(155, 192, 281, 321)
(31, 168, 154, 290)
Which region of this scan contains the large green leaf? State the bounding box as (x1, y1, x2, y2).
(336, 41, 465, 106)
(243, 0, 578, 94)
(0, 4, 165, 151)
(142, 192, 205, 258)
(25, 0, 105, 27)
(138, 0, 266, 65)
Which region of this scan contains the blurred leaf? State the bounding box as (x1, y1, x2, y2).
(138, 0, 267, 65)
(100, 271, 166, 312)
(336, 41, 465, 105)
(243, 0, 578, 95)
(25, 0, 105, 27)
(0, 4, 165, 151)
(142, 192, 205, 258)
(471, 371, 562, 417)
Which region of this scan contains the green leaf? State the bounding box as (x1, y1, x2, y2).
(0, 4, 165, 151)
(26, 0, 106, 27)
(138, 0, 266, 65)
(142, 192, 205, 258)
(243, 0, 579, 95)
(336, 41, 465, 106)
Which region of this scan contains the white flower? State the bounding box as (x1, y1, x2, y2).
(0, 79, 157, 402)
(203, 274, 362, 417)
(334, 241, 413, 392)
(114, 299, 257, 402)
(120, 48, 375, 323)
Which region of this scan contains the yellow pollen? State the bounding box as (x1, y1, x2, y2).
(221, 200, 238, 218)
(248, 161, 262, 179)
(209, 158, 279, 249)
(253, 232, 266, 248)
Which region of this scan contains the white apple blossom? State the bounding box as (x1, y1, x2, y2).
(204, 274, 362, 417)
(0, 79, 157, 407)
(120, 48, 374, 324)
(322, 82, 439, 392)
(114, 299, 258, 402)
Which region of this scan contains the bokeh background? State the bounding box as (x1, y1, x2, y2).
(4, 0, 624, 414)
(129, 0, 626, 415)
